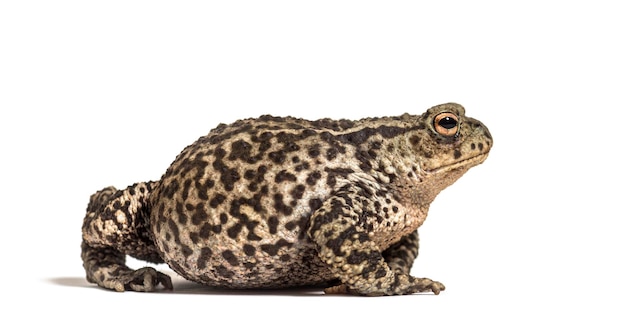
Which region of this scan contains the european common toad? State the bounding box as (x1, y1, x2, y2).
(81, 102, 492, 296)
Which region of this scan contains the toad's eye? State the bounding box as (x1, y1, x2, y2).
(434, 112, 459, 137)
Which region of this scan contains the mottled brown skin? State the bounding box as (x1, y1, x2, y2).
(81, 102, 492, 296)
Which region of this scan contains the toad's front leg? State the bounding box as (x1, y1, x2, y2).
(81, 183, 172, 292)
(307, 188, 444, 296)
(383, 230, 420, 275)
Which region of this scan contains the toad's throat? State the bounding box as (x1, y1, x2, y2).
(424, 152, 489, 174)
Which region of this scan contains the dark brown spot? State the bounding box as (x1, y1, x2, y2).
(181, 245, 193, 258)
(227, 223, 243, 239)
(196, 179, 213, 201)
(275, 170, 297, 183)
(308, 198, 323, 211)
(228, 140, 253, 162)
(326, 175, 336, 187)
(346, 249, 379, 265)
(221, 169, 240, 191)
(247, 182, 258, 192)
(306, 171, 322, 186)
(216, 264, 234, 278)
(294, 161, 310, 172)
(243, 262, 257, 270)
(190, 232, 199, 244)
(222, 250, 239, 266)
(326, 148, 338, 160)
(181, 179, 192, 201)
(307, 144, 321, 158)
(209, 193, 226, 208)
(283, 142, 300, 152)
(258, 115, 286, 123)
(285, 221, 297, 231)
(290, 184, 306, 200)
(328, 226, 370, 256)
(244, 169, 256, 180)
(268, 151, 286, 164)
(167, 219, 180, 243)
(197, 247, 213, 270)
(273, 194, 293, 216)
(191, 208, 208, 225)
(163, 180, 179, 199)
(326, 167, 354, 176)
(260, 239, 292, 256)
(199, 223, 212, 239)
(246, 220, 262, 241)
(176, 202, 187, 224)
(268, 216, 279, 234)
(243, 244, 256, 256)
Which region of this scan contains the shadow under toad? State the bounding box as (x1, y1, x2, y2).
(48, 274, 327, 297)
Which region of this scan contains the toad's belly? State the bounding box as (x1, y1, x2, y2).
(158, 238, 336, 288)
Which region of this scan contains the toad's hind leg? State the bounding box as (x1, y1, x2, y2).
(81, 182, 172, 292)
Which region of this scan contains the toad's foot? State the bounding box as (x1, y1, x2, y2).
(113, 267, 173, 292)
(82, 240, 173, 292)
(324, 277, 445, 296)
(403, 277, 446, 295)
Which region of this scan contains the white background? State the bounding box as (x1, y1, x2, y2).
(1, 1, 624, 325)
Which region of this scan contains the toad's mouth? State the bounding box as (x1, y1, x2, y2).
(424, 152, 490, 174)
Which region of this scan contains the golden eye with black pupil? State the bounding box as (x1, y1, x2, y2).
(433, 112, 459, 137)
